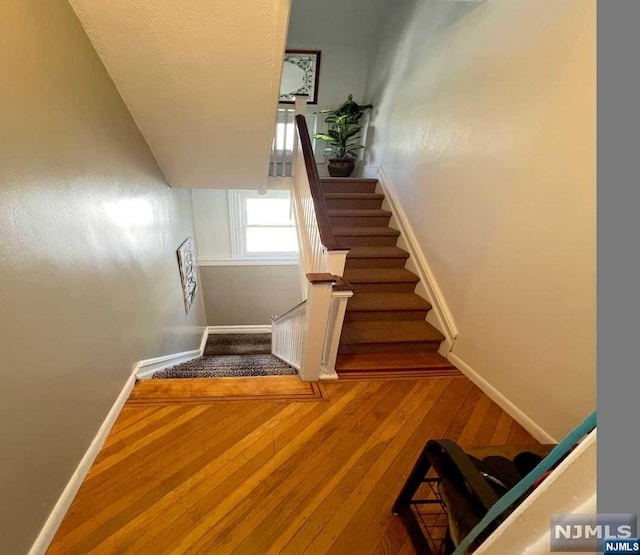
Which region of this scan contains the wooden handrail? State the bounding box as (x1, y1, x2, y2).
(306, 272, 339, 284)
(333, 276, 354, 292)
(294, 114, 347, 252)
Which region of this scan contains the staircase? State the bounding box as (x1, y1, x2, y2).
(321, 177, 459, 379)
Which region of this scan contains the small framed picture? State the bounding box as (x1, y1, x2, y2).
(279, 50, 321, 104)
(177, 237, 197, 314)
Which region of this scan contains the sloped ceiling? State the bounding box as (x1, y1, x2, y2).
(69, 0, 291, 189)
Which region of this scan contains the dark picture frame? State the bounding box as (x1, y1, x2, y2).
(176, 237, 197, 314)
(279, 49, 321, 105)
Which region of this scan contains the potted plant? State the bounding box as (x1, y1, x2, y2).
(314, 94, 373, 177)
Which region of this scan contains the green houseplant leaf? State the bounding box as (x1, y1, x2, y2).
(313, 94, 373, 161)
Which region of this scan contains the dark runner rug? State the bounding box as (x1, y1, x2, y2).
(153, 353, 296, 379)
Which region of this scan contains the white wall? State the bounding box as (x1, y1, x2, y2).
(69, 0, 291, 190)
(200, 266, 303, 325)
(192, 189, 233, 259)
(0, 0, 206, 551)
(365, 0, 595, 440)
(286, 0, 391, 110)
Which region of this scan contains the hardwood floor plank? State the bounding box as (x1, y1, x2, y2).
(54, 402, 275, 542)
(398, 533, 419, 555)
(89, 382, 370, 554)
(438, 382, 480, 440)
(456, 394, 492, 447)
(277, 379, 454, 555)
(48, 378, 538, 554)
(491, 410, 515, 445)
(109, 406, 155, 432)
(50, 403, 288, 553)
(224, 382, 425, 555)
(325, 378, 475, 555)
(507, 421, 539, 445)
(162, 382, 391, 554)
(373, 514, 411, 555)
(472, 400, 503, 445)
(105, 405, 183, 445)
(90, 405, 210, 475)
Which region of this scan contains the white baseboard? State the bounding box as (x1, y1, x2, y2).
(319, 368, 339, 380)
(448, 353, 557, 444)
(135, 349, 202, 379)
(198, 326, 209, 354)
(207, 325, 272, 334)
(136, 327, 209, 379)
(28, 371, 137, 555)
(371, 165, 458, 349)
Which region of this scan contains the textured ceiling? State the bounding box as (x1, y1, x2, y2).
(69, 0, 291, 189)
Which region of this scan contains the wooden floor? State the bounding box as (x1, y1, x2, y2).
(48, 378, 537, 554)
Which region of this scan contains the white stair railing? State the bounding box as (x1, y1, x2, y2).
(271, 95, 352, 381)
(271, 300, 306, 371)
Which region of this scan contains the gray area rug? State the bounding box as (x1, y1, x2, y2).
(153, 333, 296, 379)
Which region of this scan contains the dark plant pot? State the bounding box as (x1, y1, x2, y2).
(328, 158, 355, 178)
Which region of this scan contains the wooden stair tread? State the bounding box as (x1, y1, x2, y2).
(333, 227, 400, 237)
(323, 193, 385, 200)
(347, 246, 409, 259)
(344, 268, 419, 283)
(340, 320, 445, 345)
(346, 293, 431, 312)
(328, 209, 391, 217)
(320, 177, 378, 183)
(336, 352, 457, 371)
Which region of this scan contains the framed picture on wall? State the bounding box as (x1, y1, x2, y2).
(279, 50, 321, 104)
(177, 237, 197, 314)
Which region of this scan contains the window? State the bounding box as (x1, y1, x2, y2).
(273, 109, 296, 154)
(228, 190, 299, 260)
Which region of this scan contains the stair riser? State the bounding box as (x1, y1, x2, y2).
(325, 198, 384, 210)
(321, 182, 377, 194)
(344, 310, 429, 322)
(329, 216, 391, 227)
(346, 258, 407, 269)
(335, 235, 399, 247)
(349, 282, 417, 294)
(338, 341, 441, 355)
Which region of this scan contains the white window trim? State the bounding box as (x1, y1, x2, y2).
(227, 190, 299, 260)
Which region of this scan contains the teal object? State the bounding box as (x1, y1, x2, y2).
(452, 411, 597, 554)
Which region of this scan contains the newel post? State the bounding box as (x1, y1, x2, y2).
(299, 273, 338, 381)
(321, 280, 353, 380)
(293, 94, 308, 116)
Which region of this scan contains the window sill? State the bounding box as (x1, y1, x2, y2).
(198, 258, 300, 267)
